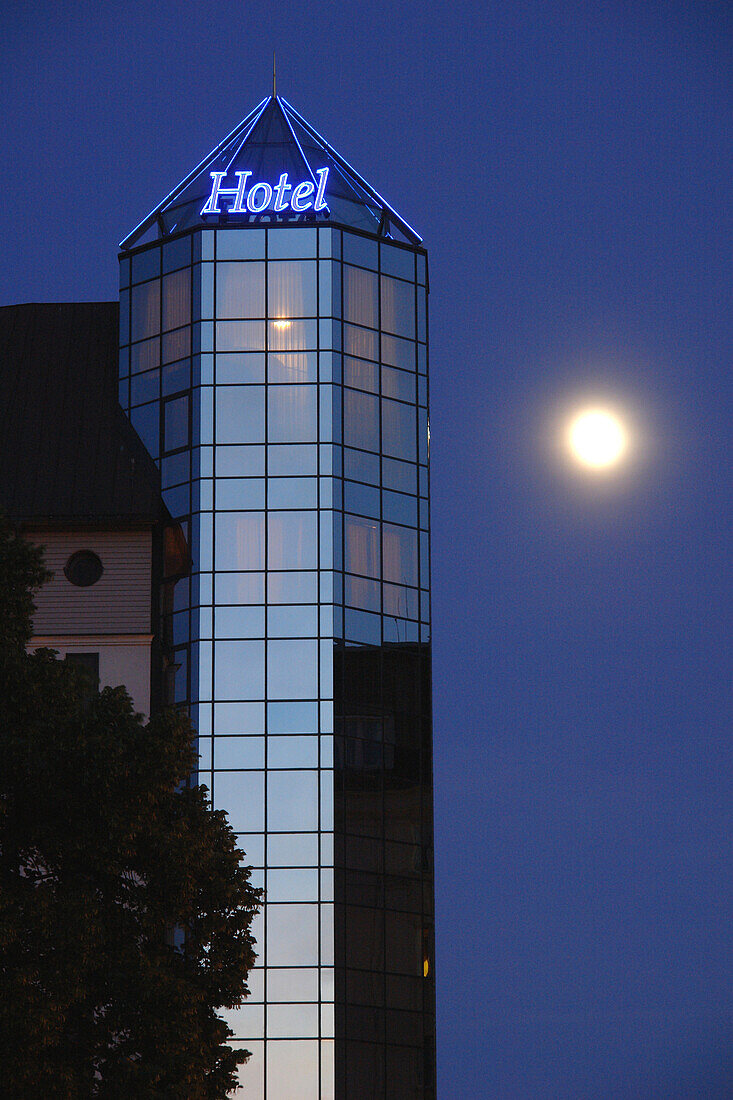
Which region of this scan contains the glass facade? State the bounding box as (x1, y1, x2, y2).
(119, 222, 434, 1098)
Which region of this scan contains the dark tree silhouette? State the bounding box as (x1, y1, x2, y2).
(0, 522, 261, 1097)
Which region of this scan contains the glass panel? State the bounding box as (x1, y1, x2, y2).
(216, 320, 265, 351)
(344, 480, 380, 518)
(383, 456, 416, 494)
(213, 640, 265, 699)
(268, 477, 318, 510)
(381, 365, 415, 403)
(215, 572, 265, 604)
(267, 571, 318, 603)
(213, 770, 264, 831)
(130, 336, 160, 374)
(215, 386, 265, 443)
(267, 351, 317, 383)
(132, 248, 160, 284)
(266, 906, 319, 966)
(267, 700, 319, 734)
(215, 478, 265, 510)
(216, 352, 265, 383)
(216, 229, 264, 260)
(267, 512, 318, 570)
(266, 968, 319, 1002)
(382, 398, 416, 461)
(382, 488, 418, 527)
(344, 356, 378, 394)
(214, 604, 265, 638)
(380, 242, 415, 281)
(267, 735, 319, 768)
(130, 369, 159, 406)
(213, 700, 264, 734)
(381, 275, 415, 338)
(163, 395, 189, 452)
(268, 386, 317, 443)
(267, 833, 319, 866)
(346, 574, 381, 612)
(382, 523, 418, 586)
(162, 357, 190, 394)
(216, 261, 265, 318)
(215, 444, 265, 476)
(162, 235, 191, 273)
(214, 512, 265, 571)
(267, 772, 319, 831)
(345, 515, 381, 578)
(162, 268, 190, 330)
(214, 736, 265, 769)
(131, 280, 160, 341)
(267, 444, 318, 475)
(383, 582, 419, 619)
(267, 640, 318, 699)
(268, 260, 317, 317)
(344, 447, 380, 485)
(162, 326, 190, 364)
(268, 318, 317, 351)
(342, 232, 378, 270)
(267, 1002, 319, 1037)
(344, 264, 378, 328)
(344, 323, 378, 361)
(267, 604, 319, 638)
(344, 389, 379, 452)
(268, 227, 316, 259)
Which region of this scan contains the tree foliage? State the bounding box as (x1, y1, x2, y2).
(0, 522, 261, 1097)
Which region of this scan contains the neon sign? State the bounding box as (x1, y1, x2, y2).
(201, 166, 329, 216)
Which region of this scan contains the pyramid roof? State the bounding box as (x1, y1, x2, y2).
(120, 96, 420, 249)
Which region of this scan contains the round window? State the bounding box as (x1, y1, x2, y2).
(64, 550, 104, 588)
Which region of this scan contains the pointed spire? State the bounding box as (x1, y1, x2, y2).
(273, 53, 276, 98)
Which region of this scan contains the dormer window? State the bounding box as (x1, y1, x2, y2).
(64, 550, 103, 588)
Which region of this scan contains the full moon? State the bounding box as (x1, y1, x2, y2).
(567, 408, 627, 469)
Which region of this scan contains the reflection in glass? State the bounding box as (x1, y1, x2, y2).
(267, 1002, 319, 1037)
(267, 1040, 319, 1100)
(267, 639, 318, 699)
(266, 967, 319, 1002)
(215, 385, 264, 444)
(213, 770, 264, 831)
(266, 868, 319, 903)
(267, 771, 319, 831)
(267, 905, 319, 966)
(213, 639, 265, 699)
(267, 833, 319, 867)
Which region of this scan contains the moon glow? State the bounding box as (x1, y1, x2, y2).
(567, 408, 627, 469)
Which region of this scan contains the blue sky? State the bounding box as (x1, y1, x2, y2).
(2, 2, 731, 1095)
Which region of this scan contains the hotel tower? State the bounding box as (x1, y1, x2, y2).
(118, 94, 435, 1098)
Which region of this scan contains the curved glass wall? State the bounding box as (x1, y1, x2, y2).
(119, 223, 434, 1099)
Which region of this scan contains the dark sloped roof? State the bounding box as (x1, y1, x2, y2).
(120, 95, 422, 249)
(0, 302, 164, 525)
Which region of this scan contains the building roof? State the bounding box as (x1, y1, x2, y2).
(120, 94, 421, 250)
(0, 302, 165, 526)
